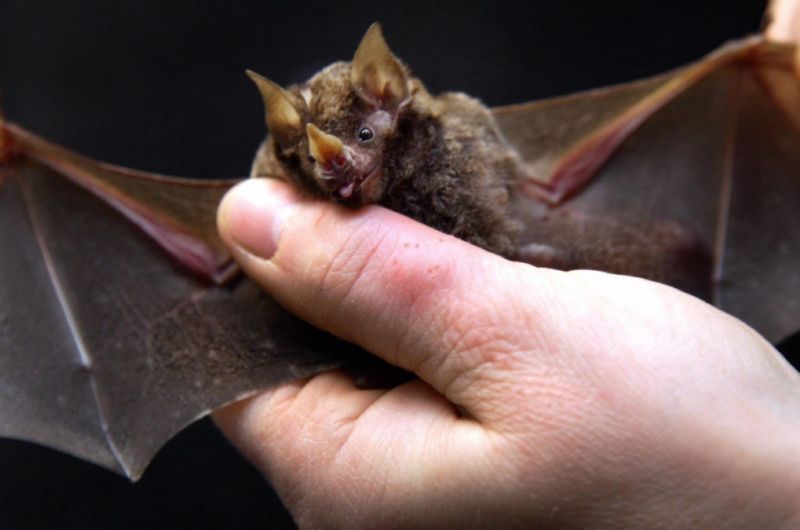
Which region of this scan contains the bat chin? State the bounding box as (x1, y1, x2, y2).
(326, 166, 382, 207)
(337, 181, 358, 200)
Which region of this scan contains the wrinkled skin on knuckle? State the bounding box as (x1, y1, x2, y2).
(428, 269, 556, 392)
(428, 266, 651, 456)
(382, 260, 557, 410)
(433, 311, 519, 392)
(315, 214, 392, 304)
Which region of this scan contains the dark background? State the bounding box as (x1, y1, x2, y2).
(2, 1, 795, 529)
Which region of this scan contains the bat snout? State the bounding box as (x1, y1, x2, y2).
(315, 168, 363, 203)
(315, 164, 382, 206)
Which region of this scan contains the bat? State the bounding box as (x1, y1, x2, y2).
(0, 0, 797, 505)
(245, 24, 522, 257)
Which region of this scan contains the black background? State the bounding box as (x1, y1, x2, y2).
(2, 1, 796, 529)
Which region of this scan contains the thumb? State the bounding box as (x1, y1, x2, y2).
(216, 177, 562, 413)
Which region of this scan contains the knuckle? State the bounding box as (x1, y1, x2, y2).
(313, 211, 394, 307)
(440, 310, 518, 382)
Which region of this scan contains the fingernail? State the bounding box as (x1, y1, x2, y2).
(218, 179, 298, 259)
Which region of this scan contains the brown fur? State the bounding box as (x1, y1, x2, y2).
(251, 57, 524, 257)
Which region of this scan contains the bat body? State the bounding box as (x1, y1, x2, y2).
(0, 5, 798, 496)
(248, 24, 522, 256)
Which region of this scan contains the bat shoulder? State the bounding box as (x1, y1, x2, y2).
(433, 91, 497, 131)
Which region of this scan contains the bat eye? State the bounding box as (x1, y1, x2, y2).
(357, 127, 374, 143)
(308, 155, 315, 163)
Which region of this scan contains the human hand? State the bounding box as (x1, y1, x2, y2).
(213, 178, 800, 529)
(767, 0, 800, 43)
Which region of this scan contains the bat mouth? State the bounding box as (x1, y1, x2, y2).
(333, 165, 380, 205)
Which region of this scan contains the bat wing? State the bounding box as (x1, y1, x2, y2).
(2, 35, 798, 480)
(495, 37, 800, 344)
(0, 124, 356, 479)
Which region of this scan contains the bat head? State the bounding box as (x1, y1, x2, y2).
(248, 23, 414, 206)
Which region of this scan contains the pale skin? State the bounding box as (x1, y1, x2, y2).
(214, 177, 800, 529)
(214, 11, 800, 528)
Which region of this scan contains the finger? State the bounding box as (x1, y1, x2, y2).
(766, 0, 800, 80)
(217, 178, 564, 410)
(212, 370, 494, 526)
(766, 0, 800, 43)
(213, 371, 462, 475)
(213, 370, 387, 478)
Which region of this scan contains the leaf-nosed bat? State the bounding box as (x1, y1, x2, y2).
(248, 24, 522, 257)
(0, 3, 798, 489)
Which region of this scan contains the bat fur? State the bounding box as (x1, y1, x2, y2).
(249, 24, 524, 257)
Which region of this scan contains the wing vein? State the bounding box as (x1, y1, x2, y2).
(711, 69, 742, 308)
(18, 173, 130, 477)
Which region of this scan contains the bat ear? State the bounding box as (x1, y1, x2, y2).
(246, 70, 304, 148)
(351, 23, 410, 111)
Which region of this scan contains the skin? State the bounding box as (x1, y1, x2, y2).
(215, 6, 800, 526)
(768, 0, 800, 42)
(214, 177, 800, 529)
(768, 0, 800, 79)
